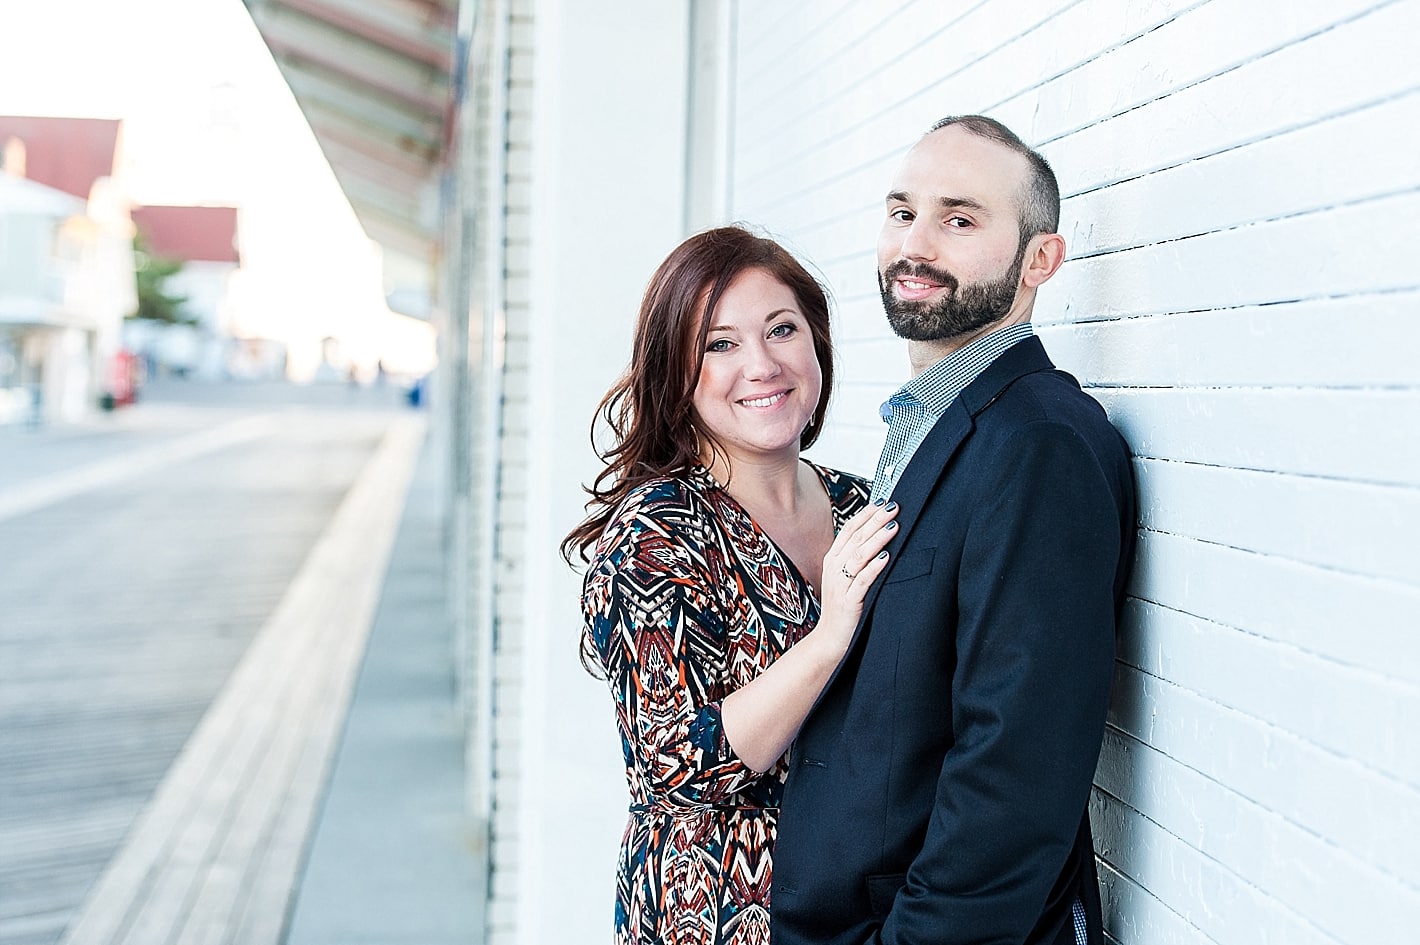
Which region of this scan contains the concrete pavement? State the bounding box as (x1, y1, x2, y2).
(0, 381, 484, 945)
(283, 428, 485, 945)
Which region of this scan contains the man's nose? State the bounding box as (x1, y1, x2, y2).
(898, 217, 936, 262)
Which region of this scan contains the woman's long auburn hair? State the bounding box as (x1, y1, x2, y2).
(561, 225, 835, 565)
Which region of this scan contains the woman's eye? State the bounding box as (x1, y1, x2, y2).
(707, 338, 732, 352)
(769, 323, 796, 338)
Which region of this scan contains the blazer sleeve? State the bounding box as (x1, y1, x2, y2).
(877, 420, 1125, 945)
(583, 500, 760, 805)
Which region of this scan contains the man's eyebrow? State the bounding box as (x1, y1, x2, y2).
(885, 190, 989, 214)
(938, 195, 988, 212)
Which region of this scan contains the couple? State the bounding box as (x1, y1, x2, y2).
(564, 116, 1137, 945)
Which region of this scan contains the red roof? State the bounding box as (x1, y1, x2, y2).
(0, 116, 121, 200)
(132, 205, 240, 264)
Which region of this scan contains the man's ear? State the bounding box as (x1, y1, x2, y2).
(1021, 232, 1066, 288)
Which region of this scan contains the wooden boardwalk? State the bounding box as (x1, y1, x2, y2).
(0, 403, 425, 945)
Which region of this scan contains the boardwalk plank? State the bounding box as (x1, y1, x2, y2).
(59, 416, 425, 945)
(0, 402, 409, 945)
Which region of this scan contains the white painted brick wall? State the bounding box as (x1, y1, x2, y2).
(489, 2, 534, 942)
(483, 3, 691, 944)
(469, 1, 1419, 941)
(724, 1, 1420, 942)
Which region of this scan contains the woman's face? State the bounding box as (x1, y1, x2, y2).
(691, 267, 822, 467)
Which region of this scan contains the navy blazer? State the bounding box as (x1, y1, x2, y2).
(772, 336, 1136, 945)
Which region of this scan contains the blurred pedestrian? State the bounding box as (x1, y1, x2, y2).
(563, 226, 897, 945)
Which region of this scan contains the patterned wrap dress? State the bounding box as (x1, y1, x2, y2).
(582, 462, 870, 945)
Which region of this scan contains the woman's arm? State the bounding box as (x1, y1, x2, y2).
(584, 500, 762, 805)
(720, 500, 899, 772)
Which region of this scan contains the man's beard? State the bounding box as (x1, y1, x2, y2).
(878, 253, 1023, 342)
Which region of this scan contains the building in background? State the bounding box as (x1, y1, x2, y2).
(0, 116, 136, 423)
(126, 204, 241, 379)
(245, 2, 1420, 943)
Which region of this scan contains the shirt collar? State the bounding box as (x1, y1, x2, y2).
(883, 322, 1035, 421)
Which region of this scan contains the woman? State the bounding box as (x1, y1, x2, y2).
(563, 226, 898, 945)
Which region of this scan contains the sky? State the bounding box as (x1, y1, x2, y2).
(0, 0, 429, 378)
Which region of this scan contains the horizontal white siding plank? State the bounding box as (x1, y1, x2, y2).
(1048, 192, 1420, 324)
(737, 0, 1199, 202)
(1127, 458, 1420, 585)
(1119, 596, 1419, 791)
(738, 0, 1410, 232)
(1130, 530, 1419, 682)
(1012, 0, 1387, 144)
(732, 0, 861, 72)
(737, 0, 1069, 189)
(1056, 89, 1420, 259)
(804, 421, 891, 482)
(1043, 1, 1420, 196)
(1091, 788, 1344, 945)
(1098, 859, 1217, 945)
(1039, 291, 1420, 390)
(732, 0, 894, 101)
(1106, 661, 1420, 885)
(833, 379, 900, 430)
(1093, 388, 1420, 486)
(1095, 727, 1417, 944)
(793, 196, 887, 278)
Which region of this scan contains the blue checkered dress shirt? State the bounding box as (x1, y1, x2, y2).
(869, 322, 1035, 503)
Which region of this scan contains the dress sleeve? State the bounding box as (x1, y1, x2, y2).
(583, 500, 761, 806)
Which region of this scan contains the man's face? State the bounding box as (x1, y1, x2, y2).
(876, 127, 1031, 342)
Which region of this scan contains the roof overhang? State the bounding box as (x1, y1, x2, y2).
(241, 0, 458, 318)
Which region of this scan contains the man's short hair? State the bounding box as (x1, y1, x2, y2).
(927, 115, 1060, 246)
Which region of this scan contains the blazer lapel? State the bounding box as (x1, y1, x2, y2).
(808, 337, 1058, 709)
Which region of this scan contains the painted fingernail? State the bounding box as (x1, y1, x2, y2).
(877, 550, 889, 558)
(885, 521, 897, 531)
(872, 497, 886, 506)
(884, 502, 898, 512)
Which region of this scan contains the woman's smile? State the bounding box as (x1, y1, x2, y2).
(740, 389, 791, 410)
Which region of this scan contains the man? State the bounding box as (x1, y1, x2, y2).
(771, 116, 1136, 945)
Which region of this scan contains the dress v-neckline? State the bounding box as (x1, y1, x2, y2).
(689, 460, 837, 600)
